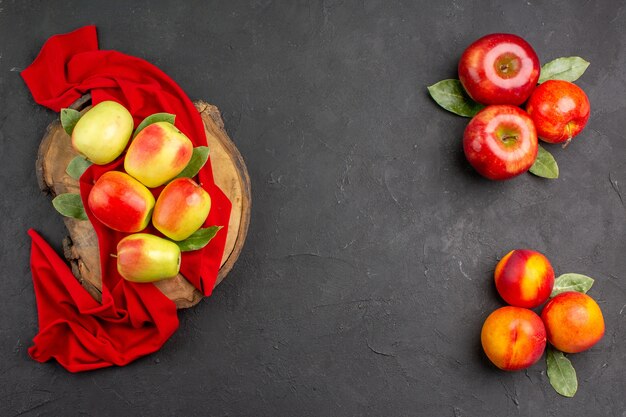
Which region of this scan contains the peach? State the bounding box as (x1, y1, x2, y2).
(541, 292, 604, 353)
(117, 233, 181, 282)
(494, 249, 555, 308)
(124, 122, 193, 188)
(88, 171, 155, 233)
(152, 178, 212, 241)
(481, 306, 546, 371)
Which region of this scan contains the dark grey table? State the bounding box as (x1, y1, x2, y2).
(1, 1, 624, 416)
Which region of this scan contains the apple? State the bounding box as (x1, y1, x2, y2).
(458, 33, 540, 105)
(526, 80, 591, 144)
(124, 122, 193, 188)
(71, 101, 134, 165)
(152, 178, 212, 241)
(463, 105, 538, 180)
(116, 233, 181, 282)
(88, 171, 155, 233)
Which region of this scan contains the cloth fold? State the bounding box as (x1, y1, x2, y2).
(22, 26, 231, 372)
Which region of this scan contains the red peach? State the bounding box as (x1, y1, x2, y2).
(481, 306, 546, 371)
(541, 292, 604, 353)
(494, 249, 555, 308)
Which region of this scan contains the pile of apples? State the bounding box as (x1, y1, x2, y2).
(67, 101, 213, 283)
(430, 33, 591, 180)
(481, 249, 604, 397)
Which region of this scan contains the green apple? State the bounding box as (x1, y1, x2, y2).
(116, 233, 181, 283)
(71, 101, 134, 165)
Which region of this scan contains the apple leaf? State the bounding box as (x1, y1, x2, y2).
(538, 57, 590, 84)
(133, 112, 176, 138)
(529, 145, 559, 179)
(546, 347, 578, 398)
(176, 226, 223, 252)
(52, 193, 88, 220)
(175, 146, 210, 179)
(60, 108, 82, 136)
(550, 273, 594, 298)
(66, 156, 93, 180)
(427, 79, 484, 117)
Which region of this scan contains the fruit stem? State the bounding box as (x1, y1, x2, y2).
(501, 135, 518, 145)
(562, 123, 573, 149)
(110, 254, 118, 258)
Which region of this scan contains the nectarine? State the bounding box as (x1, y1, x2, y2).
(541, 292, 604, 353)
(494, 249, 555, 308)
(481, 306, 546, 371)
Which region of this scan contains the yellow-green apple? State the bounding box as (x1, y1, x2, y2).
(152, 178, 212, 241)
(541, 292, 604, 353)
(463, 105, 538, 180)
(459, 33, 540, 105)
(124, 122, 193, 188)
(526, 80, 591, 144)
(481, 306, 546, 371)
(116, 233, 181, 282)
(71, 101, 134, 164)
(495, 249, 555, 308)
(88, 171, 155, 233)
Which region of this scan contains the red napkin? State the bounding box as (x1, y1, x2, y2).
(21, 26, 232, 372)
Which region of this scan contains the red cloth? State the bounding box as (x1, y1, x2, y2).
(22, 26, 232, 372)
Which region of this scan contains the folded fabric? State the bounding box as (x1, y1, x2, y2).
(21, 25, 232, 372)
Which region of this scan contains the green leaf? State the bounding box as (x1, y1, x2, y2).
(66, 156, 93, 180)
(60, 108, 82, 135)
(51, 193, 88, 220)
(529, 145, 559, 179)
(133, 112, 176, 138)
(546, 347, 578, 397)
(551, 273, 595, 298)
(176, 226, 223, 252)
(427, 79, 484, 117)
(175, 146, 210, 179)
(539, 57, 590, 84)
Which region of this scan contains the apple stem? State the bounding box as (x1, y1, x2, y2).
(562, 138, 572, 149)
(110, 254, 118, 258)
(562, 123, 573, 149)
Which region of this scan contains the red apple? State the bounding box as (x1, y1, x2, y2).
(124, 122, 193, 188)
(463, 105, 538, 180)
(88, 171, 155, 233)
(526, 80, 590, 144)
(117, 233, 181, 283)
(459, 33, 540, 105)
(152, 178, 212, 241)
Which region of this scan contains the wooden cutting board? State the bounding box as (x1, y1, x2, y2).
(36, 95, 251, 309)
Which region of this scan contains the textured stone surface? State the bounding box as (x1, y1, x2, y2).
(1, 0, 625, 415)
